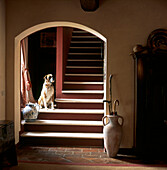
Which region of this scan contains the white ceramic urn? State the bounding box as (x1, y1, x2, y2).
(102, 114, 124, 158)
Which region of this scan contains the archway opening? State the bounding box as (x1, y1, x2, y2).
(14, 22, 107, 144)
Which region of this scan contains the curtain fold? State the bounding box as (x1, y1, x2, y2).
(21, 37, 36, 107)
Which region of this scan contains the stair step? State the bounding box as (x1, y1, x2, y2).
(66, 68, 103, 74)
(62, 90, 104, 94)
(22, 120, 103, 133)
(39, 108, 104, 114)
(71, 41, 102, 43)
(69, 53, 101, 55)
(69, 48, 102, 54)
(21, 132, 103, 139)
(38, 109, 104, 121)
(70, 47, 101, 49)
(68, 56, 103, 60)
(66, 66, 102, 69)
(73, 30, 87, 33)
(57, 103, 103, 109)
(63, 84, 103, 90)
(64, 81, 103, 84)
(55, 98, 103, 103)
(72, 36, 97, 38)
(63, 81, 103, 90)
(67, 60, 103, 65)
(70, 43, 102, 47)
(20, 132, 104, 146)
(64, 76, 103, 82)
(20, 137, 103, 146)
(65, 74, 104, 77)
(38, 114, 103, 121)
(21, 120, 103, 126)
(68, 59, 103, 61)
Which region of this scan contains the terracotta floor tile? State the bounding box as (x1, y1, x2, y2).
(80, 152, 91, 156)
(63, 154, 83, 158)
(65, 148, 82, 152)
(46, 157, 72, 163)
(98, 148, 105, 153)
(16, 145, 167, 167)
(83, 154, 100, 158)
(65, 157, 93, 164)
(82, 149, 95, 153)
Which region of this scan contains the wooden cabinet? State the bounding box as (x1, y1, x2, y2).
(0, 120, 17, 167)
(134, 29, 167, 159)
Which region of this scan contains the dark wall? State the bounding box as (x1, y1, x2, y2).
(28, 28, 56, 100)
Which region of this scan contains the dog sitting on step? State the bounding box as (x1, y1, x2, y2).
(38, 74, 55, 110)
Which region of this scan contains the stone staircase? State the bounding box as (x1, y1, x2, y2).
(20, 28, 105, 147)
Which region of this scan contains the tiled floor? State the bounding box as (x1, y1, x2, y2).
(16, 145, 167, 167)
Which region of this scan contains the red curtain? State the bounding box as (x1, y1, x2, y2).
(21, 37, 36, 107)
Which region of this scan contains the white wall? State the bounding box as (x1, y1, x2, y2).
(0, 0, 5, 120)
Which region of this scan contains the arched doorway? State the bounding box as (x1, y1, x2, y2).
(14, 22, 107, 144)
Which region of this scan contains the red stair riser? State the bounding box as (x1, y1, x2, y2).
(69, 49, 102, 54)
(68, 56, 102, 60)
(63, 84, 103, 90)
(66, 68, 103, 74)
(20, 137, 103, 147)
(57, 103, 103, 109)
(67, 61, 103, 66)
(59, 93, 104, 99)
(38, 113, 103, 121)
(24, 125, 103, 133)
(64, 76, 103, 82)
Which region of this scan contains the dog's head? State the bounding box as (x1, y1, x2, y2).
(44, 74, 54, 85)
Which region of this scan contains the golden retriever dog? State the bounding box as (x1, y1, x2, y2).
(38, 74, 55, 109)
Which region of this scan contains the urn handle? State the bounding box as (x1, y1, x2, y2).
(102, 115, 110, 126)
(118, 115, 124, 126)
